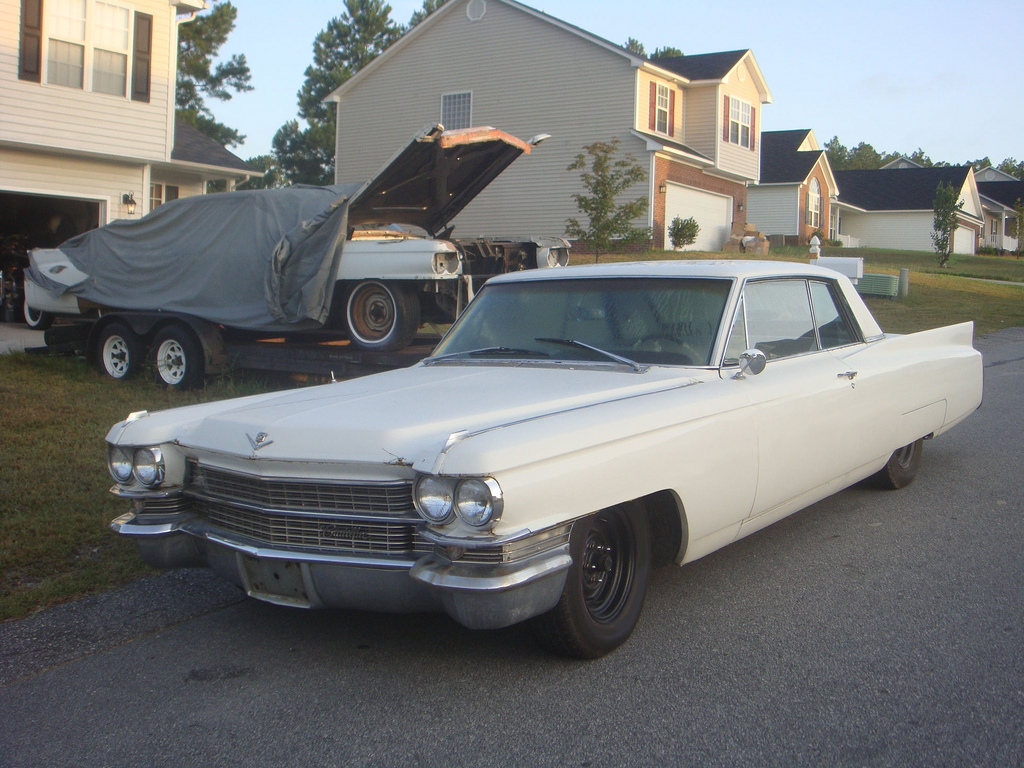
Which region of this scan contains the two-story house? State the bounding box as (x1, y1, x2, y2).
(1, 0, 252, 256)
(327, 0, 771, 252)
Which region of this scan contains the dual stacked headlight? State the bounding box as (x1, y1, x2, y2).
(108, 445, 165, 487)
(413, 475, 503, 528)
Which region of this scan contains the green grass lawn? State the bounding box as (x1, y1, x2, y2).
(1, 244, 1021, 621)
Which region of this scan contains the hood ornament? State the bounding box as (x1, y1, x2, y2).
(247, 432, 274, 452)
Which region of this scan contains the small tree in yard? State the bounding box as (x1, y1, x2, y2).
(565, 138, 650, 262)
(932, 181, 963, 267)
(668, 216, 700, 250)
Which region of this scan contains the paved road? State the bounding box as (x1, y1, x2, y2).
(2, 328, 1022, 767)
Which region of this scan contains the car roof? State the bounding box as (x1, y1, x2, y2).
(486, 259, 844, 284)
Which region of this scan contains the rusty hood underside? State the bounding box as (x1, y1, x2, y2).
(346, 125, 533, 238)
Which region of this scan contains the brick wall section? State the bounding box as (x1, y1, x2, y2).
(653, 157, 748, 249)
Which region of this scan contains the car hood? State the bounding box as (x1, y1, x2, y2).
(109, 364, 704, 472)
(346, 125, 533, 238)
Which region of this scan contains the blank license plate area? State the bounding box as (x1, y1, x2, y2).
(242, 556, 310, 607)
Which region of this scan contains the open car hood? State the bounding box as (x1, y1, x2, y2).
(346, 125, 535, 238)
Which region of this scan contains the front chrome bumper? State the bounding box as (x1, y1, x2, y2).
(111, 511, 571, 630)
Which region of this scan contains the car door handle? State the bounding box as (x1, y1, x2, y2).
(838, 371, 858, 380)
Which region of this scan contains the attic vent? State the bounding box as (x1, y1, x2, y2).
(466, 0, 486, 21)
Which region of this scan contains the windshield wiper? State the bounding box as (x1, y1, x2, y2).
(535, 338, 647, 372)
(426, 346, 550, 363)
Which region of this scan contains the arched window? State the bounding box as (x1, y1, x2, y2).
(807, 178, 821, 229)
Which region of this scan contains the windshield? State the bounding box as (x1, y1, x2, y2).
(431, 277, 733, 366)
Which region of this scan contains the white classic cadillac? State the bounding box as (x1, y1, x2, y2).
(108, 261, 982, 657)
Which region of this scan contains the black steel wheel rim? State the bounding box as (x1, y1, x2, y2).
(581, 512, 635, 624)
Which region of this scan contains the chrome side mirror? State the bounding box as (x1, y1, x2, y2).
(733, 348, 767, 379)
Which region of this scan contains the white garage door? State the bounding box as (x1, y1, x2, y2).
(665, 184, 733, 252)
(953, 225, 976, 254)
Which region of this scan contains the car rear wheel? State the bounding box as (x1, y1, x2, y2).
(870, 438, 924, 490)
(531, 502, 651, 659)
(152, 324, 205, 390)
(24, 304, 54, 331)
(345, 281, 420, 352)
(96, 322, 140, 380)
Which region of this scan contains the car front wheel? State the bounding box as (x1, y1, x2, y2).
(532, 502, 651, 659)
(344, 281, 420, 352)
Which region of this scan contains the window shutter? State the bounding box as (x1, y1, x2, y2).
(649, 82, 657, 131)
(19, 0, 43, 83)
(668, 89, 675, 137)
(723, 95, 730, 141)
(131, 12, 153, 102)
(750, 106, 757, 151)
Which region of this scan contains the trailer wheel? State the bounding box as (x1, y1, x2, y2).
(345, 281, 420, 351)
(96, 322, 141, 380)
(24, 305, 54, 331)
(152, 324, 205, 389)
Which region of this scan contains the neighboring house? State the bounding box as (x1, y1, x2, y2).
(746, 129, 838, 245)
(327, 0, 772, 251)
(832, 165, 983, 254)
(975, 167, 1022, 252)
(1, 0, 253, 254)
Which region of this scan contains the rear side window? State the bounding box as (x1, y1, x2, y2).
(809, 281, 858, 349)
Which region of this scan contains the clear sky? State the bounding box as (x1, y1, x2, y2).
(212, 0, 1023, 167)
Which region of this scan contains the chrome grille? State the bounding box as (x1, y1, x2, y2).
(188, 461, 414, 517)
(197, 499, 432, 557)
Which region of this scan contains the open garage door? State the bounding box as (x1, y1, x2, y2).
(665, 184, 733, 252)
(1, 192, 100, 321)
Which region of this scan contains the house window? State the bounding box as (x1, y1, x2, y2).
(39, 0, 138, 97)
(655, 84, 670, 135)
(991, 219, 998, 237)
(91, 2, 129, 96)
(150, 183, 179, 211)
(441, 92, 472, 130)
(729, 97, 752, 148)
(807, 179, 821, 229)
(47, 0, 86, 88)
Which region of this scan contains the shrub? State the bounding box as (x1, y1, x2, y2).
(668, 216, 700, 249)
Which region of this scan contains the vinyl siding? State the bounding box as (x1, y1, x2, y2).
(717, 63, 761, 181)
(682, 85, 718, 161)
(746, 185, 798, 235)
(1, 145, 145, 223)
(0, 0, 177, 163)
(334, 0, 642, 236)
(839, 210, 936, 252)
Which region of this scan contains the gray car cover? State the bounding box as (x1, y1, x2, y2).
(30, 183, 362, 330)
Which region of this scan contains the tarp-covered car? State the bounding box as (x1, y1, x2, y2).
(107, 261, 982, 657)
(24, 125, 569, 372)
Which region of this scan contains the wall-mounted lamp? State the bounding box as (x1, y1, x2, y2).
(658, 183, 667, 194)
(122, 192, 137, 216)
(737, 203, 745, 211)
